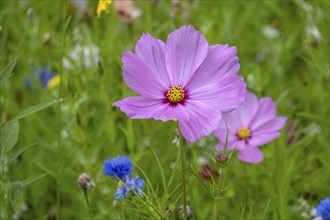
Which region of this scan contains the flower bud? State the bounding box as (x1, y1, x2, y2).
(113, 200, 120, 208)
(77, 173, 95, 191)
(215, 154, 228, 164)
(199, 163, 219, 180)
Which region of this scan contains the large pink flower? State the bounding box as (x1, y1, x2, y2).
(113, 25, 246, 143)
(214, 92, 286, 163)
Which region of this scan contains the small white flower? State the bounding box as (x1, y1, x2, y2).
(63, 44, 100, 69)
(262, 25, 279, 39)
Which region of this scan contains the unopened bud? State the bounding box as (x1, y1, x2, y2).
(199, 163, 219, 180)
(216, 154, 228, 164)
(42, 32, 51, 45)
(77, 173, 95, 191)
(113, 200, 120, 208)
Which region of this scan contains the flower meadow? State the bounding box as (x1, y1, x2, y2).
(0, 1, 329, 220)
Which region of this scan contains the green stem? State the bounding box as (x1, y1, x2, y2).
(83, 189, 94, 220)
(212, 167, 223, 220)
(56, 1, 67, 218)
(178, 128, 187, 219)
(144, 1, 152, 33)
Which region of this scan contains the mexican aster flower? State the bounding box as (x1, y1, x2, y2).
(104, 156, 133, 179)
(316, 198, 330, 220)
(113, 25, 246, 143)
(214, 92, 286, 163)
(114, 175, 145, 200)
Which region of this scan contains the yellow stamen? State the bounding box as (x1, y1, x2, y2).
(47, 75, 61, 89)
(238, 128, 251, 139)
(97, 0, 112, 18)
(167, 86, 185, 103)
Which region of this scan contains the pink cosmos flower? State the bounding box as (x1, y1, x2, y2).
(214, 92, 286, 163)
(113, 25, 246, 143)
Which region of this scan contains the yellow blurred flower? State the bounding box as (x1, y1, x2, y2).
(97, 0, 112, 18)
(47, 75, 61, 89)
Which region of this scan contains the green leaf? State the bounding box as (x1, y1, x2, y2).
(7, 175, 47, 215)
(20, 173, 48, 188)
(6, 173, 48, 190)
(9, 182, 24, 214)
(0, 120, 20, 153)
(6, 143, 37, 165)
(0, 56, 17, 86)
(10, 98, 65, 122)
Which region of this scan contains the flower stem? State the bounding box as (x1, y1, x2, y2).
(83, 189, 94, 220)
(212, 167, 224, 220)
(178, 128, 187, 219)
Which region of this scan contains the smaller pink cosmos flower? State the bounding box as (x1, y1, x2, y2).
(214, 92, 286, 163)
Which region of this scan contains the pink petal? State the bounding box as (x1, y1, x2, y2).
(221, 114, 244, 133)
(249, 97, 277, 130)
(241, 92, 260, 127)
(215, 140, 241, 151)
(113, 97, 189, 122)
(186, 45, 240, 90)
(165, 25, 208, 86)
(213, 120, 240, 143)
(135, 34, 172, 87)
(253, 117, 286, 135)
(178, 100, 222, 143)
(238, 146, 264, 163)
(248, 132, 281, 147)
(122, 52, 166, 99)
(188, 74, 246, 113)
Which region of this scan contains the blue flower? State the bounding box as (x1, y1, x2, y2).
(316, 197, 330, 220)
(104, 156, 133, 179)
(24, 77, 32, 89)
(114, 175, 145, 200)
(39, 68, 55, 89)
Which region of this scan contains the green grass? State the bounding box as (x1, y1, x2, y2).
(0, 0, 329, 219)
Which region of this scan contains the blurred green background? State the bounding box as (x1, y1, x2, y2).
(0, 0, 329, 219)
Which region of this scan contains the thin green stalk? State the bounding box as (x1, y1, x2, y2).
(212, 167, 224, 220)
(178, 127, 187, 219)
(212, 121, 229, 219)
(244, 163, 249, 203)
(83, 189, 94, 220)
(56, 1, 67, 218)
(144, 1, 152, 33)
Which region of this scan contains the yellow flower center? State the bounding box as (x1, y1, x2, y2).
(167, 86, 185, 103)
(238, 128, 251, 139)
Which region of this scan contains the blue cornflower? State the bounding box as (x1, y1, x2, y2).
(24, 77, 32, 89)
(316, 197, 330, 220)
(39, 68, 55, 89)
(104, 156, 133, 179)
(114, 175, 145, 200)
